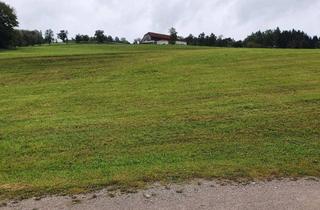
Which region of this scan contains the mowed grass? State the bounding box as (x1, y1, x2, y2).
(0, 44, 319, 199)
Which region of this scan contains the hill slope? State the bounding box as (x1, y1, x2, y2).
(0, 45, 319, 199)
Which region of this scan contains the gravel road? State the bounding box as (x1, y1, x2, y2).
(1, 178, 319, 210)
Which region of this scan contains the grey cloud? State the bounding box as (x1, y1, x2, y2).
(235, 0, 312, 22)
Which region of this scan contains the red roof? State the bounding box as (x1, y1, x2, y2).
(147, 32, 171, 41)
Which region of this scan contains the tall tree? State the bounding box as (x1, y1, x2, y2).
(106, 35, 113, 42)
(185, 34, 195, 45)
(114, 36, 120, 43)
(208, 33, 217, 46)
(169, 27, 178, 44)
(57, 30, 68, 43)
(273, 27, 281, 47)
(95, 30, 105, 43)
(75, 34, 82, 43)
(44, 29, 54, 44)
(0, 1, 19, 48)
(82, 35, 90, 42)
(198, 32, 206, 46)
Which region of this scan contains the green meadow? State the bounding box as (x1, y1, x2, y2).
(0, 44, 319, 199)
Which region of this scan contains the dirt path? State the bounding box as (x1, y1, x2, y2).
(1, 178, 320, 210)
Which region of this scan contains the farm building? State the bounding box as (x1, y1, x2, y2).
(141, 32, 187, 45)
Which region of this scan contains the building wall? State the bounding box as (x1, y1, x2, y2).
(156, 40, 169, 45)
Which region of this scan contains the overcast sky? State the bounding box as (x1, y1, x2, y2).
(4, 0, 320, 42)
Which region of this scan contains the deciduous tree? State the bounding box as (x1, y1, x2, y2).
(57, 30, 68, 43)
(45, 29, 54, 44)
(95, 30, 105, 43)
(169, 27, 177, 44)
(0, 1, 18, 48)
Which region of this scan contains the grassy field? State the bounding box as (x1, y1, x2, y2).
(0, 44, 319, 199)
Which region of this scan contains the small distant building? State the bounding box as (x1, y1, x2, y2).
(141, 32, 187, 45)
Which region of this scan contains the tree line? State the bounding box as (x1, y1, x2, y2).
(1, 1, 320, 49)
(184, 28, 320, 48)
(244, 28, 320, 48)
(185, 33, 243, 47)
(4, 27, 130, 47)
(75, 30, 129, 44)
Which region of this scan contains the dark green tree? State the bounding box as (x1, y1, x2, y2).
(198, 33, 206, 46)
(208, 33, 217, 46)
(14, 30, 43, 46)
(185, 34, 195, 45)
(273, 27, 281, 47)
(0, 1, 19, 48)
(75, 34, 90, 43)
(114, 36, 120, 43)
(169, 27, 178, 44)
(57, 30, 68, 43)
(44, 29, 54, 44)
(94, 30, 105, 43)
(82, 35, 90, 42)
(106, 35, 113, 42)
(75, 34, 81, 43)
(313, 36, 320, 48)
